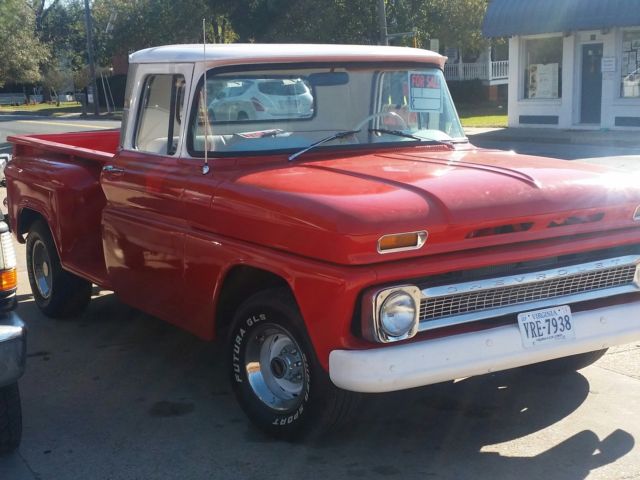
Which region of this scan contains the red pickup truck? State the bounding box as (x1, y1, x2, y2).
(6, 44, 640, 438)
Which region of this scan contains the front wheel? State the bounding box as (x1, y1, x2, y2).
(0, 383, 22, 454)
(228, 289, 359, 439)
(26, 220, 92, 318)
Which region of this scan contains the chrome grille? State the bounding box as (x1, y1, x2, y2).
(419, 262, 638, 326)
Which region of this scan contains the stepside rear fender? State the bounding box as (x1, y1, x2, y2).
(6, 142, 110, 287)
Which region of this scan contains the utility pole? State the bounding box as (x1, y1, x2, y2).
(84, 0, 100, 115)
(377, 1, 416, 47)
(378, 0, 388, 45)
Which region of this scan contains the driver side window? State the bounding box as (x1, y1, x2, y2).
(134, 74, 185, 155)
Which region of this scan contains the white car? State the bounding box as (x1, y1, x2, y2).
(209, 78, 314, 122)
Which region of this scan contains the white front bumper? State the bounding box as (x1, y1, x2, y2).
(329, 301, 640, 393)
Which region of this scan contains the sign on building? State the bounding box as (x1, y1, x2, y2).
(528, 63, 559, 99)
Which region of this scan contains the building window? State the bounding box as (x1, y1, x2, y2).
(621, 30, 640, 98)
(523, 37, 563, 99)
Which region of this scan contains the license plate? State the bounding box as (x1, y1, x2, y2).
(517, 305, 575, 348)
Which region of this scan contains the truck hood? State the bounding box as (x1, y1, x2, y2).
(211, 146, 640, 265)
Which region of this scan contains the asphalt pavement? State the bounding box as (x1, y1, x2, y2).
(0, 117, 639, 479)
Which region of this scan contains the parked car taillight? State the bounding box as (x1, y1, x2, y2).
(251, 97, 265, 112)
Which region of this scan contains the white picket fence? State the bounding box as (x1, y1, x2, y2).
(444, 60, 509, 84)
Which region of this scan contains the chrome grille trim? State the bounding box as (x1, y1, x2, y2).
(418, 255, 640, 331)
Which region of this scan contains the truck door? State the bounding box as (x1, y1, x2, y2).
(100, 63, 197, 330)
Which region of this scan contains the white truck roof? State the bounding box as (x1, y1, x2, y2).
(128, 44, 446, 69)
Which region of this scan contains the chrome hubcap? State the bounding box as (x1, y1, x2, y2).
(245, 324, 306, 411)
(32, 239, 52, 299)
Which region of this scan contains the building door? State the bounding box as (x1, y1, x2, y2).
(580, 44, 603, 124)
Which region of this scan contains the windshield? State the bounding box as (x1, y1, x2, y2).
(189, 65, 465, 156)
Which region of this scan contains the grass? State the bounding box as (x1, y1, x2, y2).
(457, 101, 508, 128)
(0, 101, 124, 119)
(0, 101, 84, 116)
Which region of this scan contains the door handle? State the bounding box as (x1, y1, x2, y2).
(102, 165, 125, 174)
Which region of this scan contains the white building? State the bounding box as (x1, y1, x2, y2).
(483, 0, 640, 129)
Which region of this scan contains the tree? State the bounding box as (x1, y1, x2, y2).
(0, 0, 49, 88)
(224, 0, 488, 53)
(29, 0, 62, 33)
(91, 0, 237, 64)
(227, 0, 379, 44)
(39, 0, 86, 72)
(6, 0, 490, 96)
(414, 0, 490, 56)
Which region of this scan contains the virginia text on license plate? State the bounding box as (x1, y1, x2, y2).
(517, 305, 575, 348)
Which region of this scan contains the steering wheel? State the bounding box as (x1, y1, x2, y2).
(353, 110, 408, 131)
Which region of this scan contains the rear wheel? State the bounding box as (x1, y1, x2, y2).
(229, 288, 359, 439)
(528, 348, 609, 375)
(26, 220, 92, 318)
(0, 383, 22, 454)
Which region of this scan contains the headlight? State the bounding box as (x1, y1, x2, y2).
(363, 286, 421, 343)
(380, 292, 416, 337)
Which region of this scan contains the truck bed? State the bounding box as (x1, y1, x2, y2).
(8, 130, 120, 162)
(6, 129, 120, 289)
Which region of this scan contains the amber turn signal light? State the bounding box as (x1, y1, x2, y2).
(0, 268, 17, 292)
(377, 231, 428, 253)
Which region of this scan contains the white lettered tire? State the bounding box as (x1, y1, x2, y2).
(228, 288, 359, 439)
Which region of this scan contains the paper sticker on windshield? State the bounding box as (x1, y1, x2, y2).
(408, 72, 442, 112)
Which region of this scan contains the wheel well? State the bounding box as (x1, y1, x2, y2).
(17, 208, 46, 242)
(215, 265, 291, 337)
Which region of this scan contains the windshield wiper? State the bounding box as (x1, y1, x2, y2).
(369, 128, 454, 147)
(288, 130, 360, 161)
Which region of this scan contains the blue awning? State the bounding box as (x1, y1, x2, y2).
(483, 0, 640, 37)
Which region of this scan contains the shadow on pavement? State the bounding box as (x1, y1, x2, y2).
(314, 371, 634, 479)
(6, 292, 636, 480)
